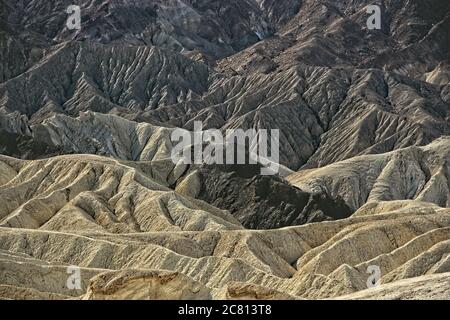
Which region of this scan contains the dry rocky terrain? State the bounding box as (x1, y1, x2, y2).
(0, 0, 449, 300)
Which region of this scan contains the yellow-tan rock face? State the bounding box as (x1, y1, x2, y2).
(1, 154, 449, 300)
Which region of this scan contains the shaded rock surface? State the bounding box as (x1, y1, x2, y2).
(176, 164, 352, 229)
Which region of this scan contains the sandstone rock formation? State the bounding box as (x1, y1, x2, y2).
(288, 137, 450, 210)
(335, 273, 450, 300)
(175, 164, 352, 229)
(0, 0, 449, 300)
(0, 155, 449, 300)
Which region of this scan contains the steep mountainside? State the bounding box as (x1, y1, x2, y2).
(0, 0, 449, 300)
(0, 157, 449, 299)
(288, 137, 450, 210)
(0, 40, 449, 170)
